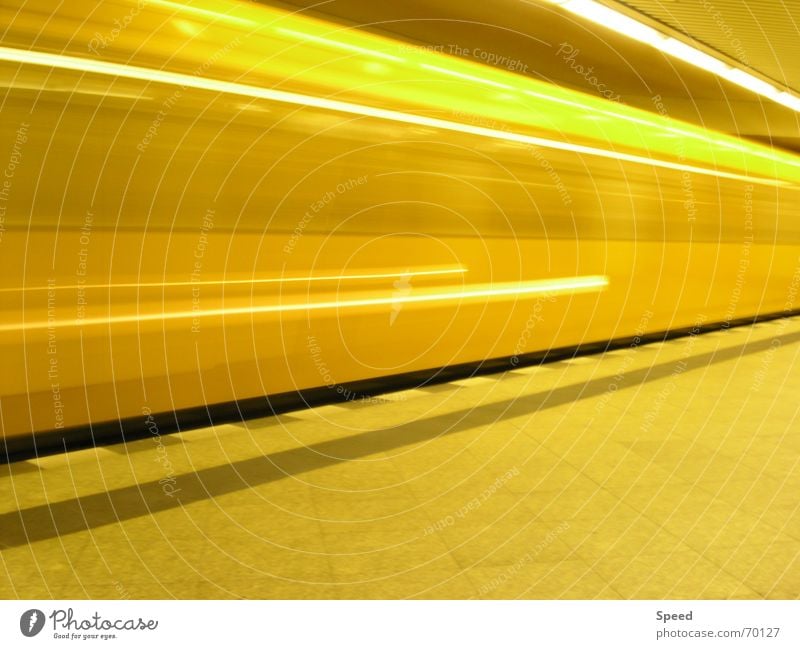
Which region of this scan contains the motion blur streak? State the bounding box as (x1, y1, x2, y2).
(0, 45, 785, 186)
(274, 28, 406, 62)
(147, 0, 257, 26)
(0, 44, 795, 184)
(0, 277, 610, 333)
(544, 0, 800, 112)
(421, 64, 514, 90)
(0, 267, 468, 293)
(1, 0, 799, 442)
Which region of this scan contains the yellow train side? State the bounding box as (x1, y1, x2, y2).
(1, 0, 799, 440)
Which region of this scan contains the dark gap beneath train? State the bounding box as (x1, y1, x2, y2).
(3, 308, 798, 464)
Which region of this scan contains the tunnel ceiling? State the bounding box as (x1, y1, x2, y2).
(264, 0, 800, 154)
(616, 0, 800, 94)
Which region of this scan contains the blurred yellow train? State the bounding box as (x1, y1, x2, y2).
(1, 0, 799, 453)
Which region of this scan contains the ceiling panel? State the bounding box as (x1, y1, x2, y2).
(617, 0, 800, 91)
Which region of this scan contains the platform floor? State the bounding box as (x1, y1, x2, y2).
(1, 317, 799, 599)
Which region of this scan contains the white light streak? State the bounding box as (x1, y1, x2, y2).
(0, 276, 609, 332)
(0, 46, 788, 186)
